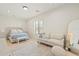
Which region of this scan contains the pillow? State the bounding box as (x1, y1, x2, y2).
(11, 29, 18, 33)
(17, 29, 23, 32)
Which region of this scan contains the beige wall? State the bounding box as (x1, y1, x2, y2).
(26, 4, 79, 39)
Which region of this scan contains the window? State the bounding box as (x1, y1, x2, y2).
(34, 19, 44, 35)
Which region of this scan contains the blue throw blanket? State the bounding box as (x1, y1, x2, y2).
(10, 32, 29, 39)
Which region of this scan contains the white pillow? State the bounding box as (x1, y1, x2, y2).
(17, 29, 23, 32)
(11, 29, 17, 33)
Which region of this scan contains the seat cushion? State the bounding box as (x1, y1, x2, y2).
(50, 33, 64, 40)
(48, 39, 64, 47)
(51, 46, 76, 56)
(38, 39, 64, 47)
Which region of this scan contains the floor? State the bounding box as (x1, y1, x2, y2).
(0, 38, 53, 56)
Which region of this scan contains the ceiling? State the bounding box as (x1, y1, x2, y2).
(0, 3, 63, 19)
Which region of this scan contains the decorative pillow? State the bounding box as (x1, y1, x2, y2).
(42, 33, 51, 39)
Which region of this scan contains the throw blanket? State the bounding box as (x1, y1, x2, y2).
(10, 32, 29, 39)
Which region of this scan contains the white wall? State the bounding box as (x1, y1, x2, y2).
(44, 4, 79, 34)
(0, 15, 27, 36)
(25, 4, 79, 39)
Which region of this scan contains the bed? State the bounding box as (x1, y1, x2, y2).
(7, 28, 29, 43)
